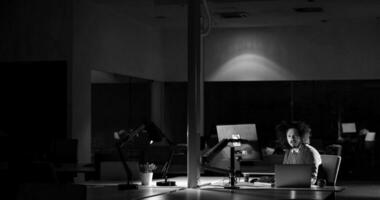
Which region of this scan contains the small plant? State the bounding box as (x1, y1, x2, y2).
(139, 162, 157, 173)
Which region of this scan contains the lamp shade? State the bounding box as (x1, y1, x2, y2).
(144, 121, 164, 144)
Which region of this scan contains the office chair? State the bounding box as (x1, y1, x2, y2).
(320, 154, 341, 186)
(364, 132, 376, 167)
(325, 144, 343, 156)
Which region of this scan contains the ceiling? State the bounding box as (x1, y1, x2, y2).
(92, 0, 380, 28)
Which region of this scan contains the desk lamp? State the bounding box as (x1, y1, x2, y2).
(156, 143, 188, 186)
(114, 122, 162, 190)
(202, 138, 251, 189)
(143, 122, 179, 186)
(155, 145, 177, 186)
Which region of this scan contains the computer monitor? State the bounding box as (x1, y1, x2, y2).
(217, 124, 261, 160)
(341, 122, 356, 133)
(365, 132, 376, 142)
(341, 122, 357, 137)
(205, 124, 262, 172)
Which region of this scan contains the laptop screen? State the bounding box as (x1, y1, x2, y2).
(275, 164, 312, 188)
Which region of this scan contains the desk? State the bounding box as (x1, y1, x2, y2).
(202, 181, 344, 192)
(87, 186, 184, 200)
(85, 176, 343, 200)
(200, 179, 343, 200)
(86, 186, 336, 200)
(143, 188, 335, 200)
(54, 163, 96, 173)
(80, 176, 222, 187)
(54, 163, 96, 182)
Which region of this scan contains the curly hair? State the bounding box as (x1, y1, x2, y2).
(275, 121, 311, 149)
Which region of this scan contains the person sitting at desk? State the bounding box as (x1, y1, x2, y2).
(281, 121, 322, 185)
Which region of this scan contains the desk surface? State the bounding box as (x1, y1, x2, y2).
(86, 186, 336, 200)
(203, 182, 345, 192)
(87, 186, 183, 200)
(54, 163, 95, 173)
(131, 188, 334, 200)
(81, 176, 344, 191)
(80, 176, 222, 187)
(85, 176, 343, 200)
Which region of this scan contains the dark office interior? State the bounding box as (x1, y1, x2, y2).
(1, 0, 380, 200)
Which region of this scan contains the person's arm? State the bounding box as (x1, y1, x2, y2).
(305, 145, 322, 184)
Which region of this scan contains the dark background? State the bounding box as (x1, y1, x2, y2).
(2, 63, 379, 180)
(91, 79, 380, 179)
(158, 80, 380, 145)
(91, 81, 151, 160)
(0, 61, 68, 161)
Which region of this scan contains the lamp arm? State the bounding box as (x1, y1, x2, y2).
(202, 139, 229, 163)
(202, 164, 230, 174)
(116, 124, 146, 148)
(161, 147, 176, 180)
(115, 142, 133, 184)
(201, 138, 253, 175)
(202, 139, 252, 162)
(158, 131, 175, 146)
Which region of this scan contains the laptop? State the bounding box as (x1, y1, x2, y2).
(275, 164, 311, 188)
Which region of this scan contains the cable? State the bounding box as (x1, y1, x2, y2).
(201, 0, 212, 37)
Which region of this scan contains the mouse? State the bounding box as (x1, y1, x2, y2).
(249, 178, 259, 183)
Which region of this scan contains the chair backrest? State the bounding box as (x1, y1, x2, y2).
(364, 132, 376, 142)
(325, 144, 343, 156)
(320, 154, 341, 186)
(364, 132, 376, 150)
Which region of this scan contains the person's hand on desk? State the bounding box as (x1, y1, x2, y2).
(235, 181, 273, 187)
(249, 176, 274, 184)
(234, 176, 274, 187)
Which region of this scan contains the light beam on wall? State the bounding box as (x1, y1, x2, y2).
(208, 53, 295, 81)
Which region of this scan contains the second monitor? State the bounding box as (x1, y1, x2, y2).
(203, 123, 262, 173)
(216, 124, 262, 162)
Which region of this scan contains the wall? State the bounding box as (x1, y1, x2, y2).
(204, 20, 380, 81)
(0, 0, 73, 62)
(161, 28, 188, 81)
(161, 20, 380, 81)
(73, 1, 164, 162)
(0, 0, 73, 158)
